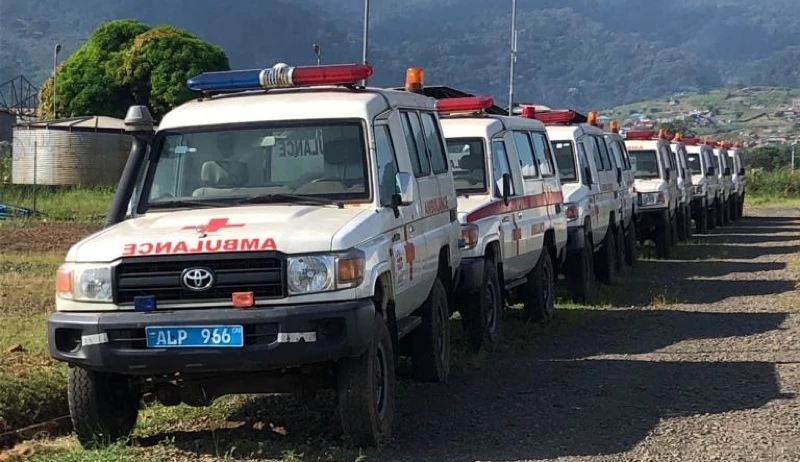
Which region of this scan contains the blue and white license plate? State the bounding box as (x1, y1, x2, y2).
(145, 325, 244, 348)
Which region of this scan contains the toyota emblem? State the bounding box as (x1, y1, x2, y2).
(181, 267, 215, 291)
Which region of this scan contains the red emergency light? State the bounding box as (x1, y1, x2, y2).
(625, 130, 656, 140)
(682, 137, 701, 145)
(534, 109, 580, 125)
(435, 96, 495, 113)
(520, 106, 536, 118)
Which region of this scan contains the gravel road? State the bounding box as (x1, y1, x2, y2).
(375, 207, 800, 462)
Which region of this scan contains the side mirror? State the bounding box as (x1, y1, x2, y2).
(584, 166, 593, 185)
(724, 167, 731, 176)
(501, 173, 511, 205)
(665, 168, 671, 181)
(706, 166, 715, 177)
(738, 168, 745, 176)
(392, 172, 414, 208)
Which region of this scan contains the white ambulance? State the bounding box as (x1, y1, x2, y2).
(47, 63, 463, 448)
(670, 133, 695, 241)
(710, 140, 734, 225)
(623, 130, 681, 259)
(437, 97, 567, 351)
(604, 120, 639, 267)
(726, 141, 747, 220)
(682, 137, 721, 233)
(531, 107, 625, 303)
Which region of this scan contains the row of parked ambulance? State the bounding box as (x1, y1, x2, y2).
(49, 63, 748, 449)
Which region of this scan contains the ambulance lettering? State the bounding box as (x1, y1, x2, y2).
(122, 238, 277, 256)
(424, 196, 449, 216)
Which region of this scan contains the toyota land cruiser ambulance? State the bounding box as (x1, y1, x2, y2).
(670, 133, 695, 241)
(682, 137, 721, 233)
(726, 141, 746, 220)
(710, 139, 734, 225)
(437, 97, 567, 351)
(605, 120, 639, 267)
(624, 130, 680, 259)
(47, 63, 463, 448)
(530, 107, 625, 302)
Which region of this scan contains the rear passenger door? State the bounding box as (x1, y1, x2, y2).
(492, 136, 524, 281)
(590, 135, 615, 232)
(579, 136, 605, 232)
(530, 130, 562, 233)
(511, 131, 544, 273)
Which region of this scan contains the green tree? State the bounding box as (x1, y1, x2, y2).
(39, 19, 229, 120)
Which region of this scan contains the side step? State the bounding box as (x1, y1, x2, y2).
(396, 316, 422, 340)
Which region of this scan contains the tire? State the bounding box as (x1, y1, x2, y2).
(566, 232, 595, 304)
(696, 202, 709, 234)
(708, 201, 718, 230)
(684, 205, 693, 239)
(624, 223, 638, 266)
(411, 278, 450, 383)
(68, 367, 139, 449)
(715, 199, 724, 227)
(338, 312, 395, 447)
(523, 245, 555, 321)
(594, 227, 617, 285)
(738, 194, 745, 218)
(462, 259, 502, 353)
(655, 218, 672, 259)
(722, 199, 730, 225)
(614, 223, 625, 273)
(669, 214, 678, 246)
(676, 207, 687, 241)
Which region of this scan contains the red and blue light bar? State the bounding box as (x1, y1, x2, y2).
(187, 63, 374, 92)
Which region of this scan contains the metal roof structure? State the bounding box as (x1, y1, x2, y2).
(15, 115, 130, 133)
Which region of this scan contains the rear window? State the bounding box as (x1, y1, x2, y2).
(687, 153, 702, 175)
(551, 141, 577, 183)
(629, 150, 660, 179)
(446, 138, 486, 194)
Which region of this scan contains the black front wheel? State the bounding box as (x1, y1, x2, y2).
(655, 219, 672, 259)
(595, 227, 617, 285)
(68, 368, 140, 449)
(411, 278, 451, 383)
(696, 202, 709, 234)
(566, 233, 595, 304)
(624, 223, 638, 266)
(462, 259, 502, 353)
(523, 246, 555, 321)
(338, 311, 396, 447)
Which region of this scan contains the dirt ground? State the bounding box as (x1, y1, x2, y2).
(3, 208, 799, 461)
(0, 222, 100, 254)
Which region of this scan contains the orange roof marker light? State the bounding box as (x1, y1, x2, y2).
(672, 132, 683, 142)
(405, 67, 425, 93)
(587, 111, 599, 126)
(721, 141, 733, 149)
(657, 129, 669, 139)
(609, 120, 620, 133)
(435, 96, 495, 114)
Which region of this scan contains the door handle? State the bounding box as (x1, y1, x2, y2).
(408, 224, 414, 234)
(502, 216, 511, 223)
(517, 212, 523, 219)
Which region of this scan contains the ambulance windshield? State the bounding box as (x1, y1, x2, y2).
(551, 141, 577, 183)
(628, 150, 660, 179)
(686, 153, 702, 174)
(446, 138, 487, 194)
(144, 121, 368, 207)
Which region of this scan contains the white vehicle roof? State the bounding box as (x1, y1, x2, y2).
(624, 139, 660, 150)
(159, 87, 435, 130)
(545, 123, 602, 141)
(440, 114, 546, 139)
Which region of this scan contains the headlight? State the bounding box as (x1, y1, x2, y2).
(460, 223, 479, 250)
(56, 264, 113, 302)
(565, 203, 579, 221)
(639, 192, 666, 207)
(287, 250, 365, 295)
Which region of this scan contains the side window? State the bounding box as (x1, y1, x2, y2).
(607, 138, 625, 170)
(582, 137, 604, 172)
(491, 140, 515, 196)
(420, 112, 448, 174)
(596, 136, 613, 171)
(618, 141, 632, 169)
(400, 111, 430, 177)
(531, 132, 555, 177)
(374, 125, 399, 207)
(576, 142, 592, 186)
(512, 131, 539, 178)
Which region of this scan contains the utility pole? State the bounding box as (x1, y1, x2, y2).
(792, 141, 796, 171)
(313, 43, 322, 66)
(361, 0, 370, 86)
(53, 43, 61, 119)
(508, 0, 518, 115)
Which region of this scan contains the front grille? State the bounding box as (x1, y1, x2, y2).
(114, 252, 285, 304)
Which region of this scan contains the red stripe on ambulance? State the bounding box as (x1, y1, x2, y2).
(465, 191, 563, 223)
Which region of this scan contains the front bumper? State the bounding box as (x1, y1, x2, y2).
(48, 300, 376, 376)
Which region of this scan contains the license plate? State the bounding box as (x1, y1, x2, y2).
(145, 325, 244, 348)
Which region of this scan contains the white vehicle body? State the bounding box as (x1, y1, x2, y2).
(670, 140, 694, 210)
(48, 65, 464, 448)
(604, 131, 637, 231)
(713, 146, 734, 205)
(729, 146, 747, 207)
(685, 143, 721, 211)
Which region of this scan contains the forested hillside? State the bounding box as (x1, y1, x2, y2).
(2, 0, 800, 110)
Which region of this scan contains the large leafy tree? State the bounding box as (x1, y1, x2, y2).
(39, 19, 229, 120)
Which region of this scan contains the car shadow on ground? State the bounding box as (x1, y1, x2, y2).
(137, 309, 789, 461)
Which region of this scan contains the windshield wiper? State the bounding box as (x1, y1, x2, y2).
(146, 199, 231, 210)
(238, 193, 344, 208)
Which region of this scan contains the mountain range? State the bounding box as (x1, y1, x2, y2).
(2, 0, 800, 111)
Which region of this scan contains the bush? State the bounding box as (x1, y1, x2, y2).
(747, 167, 800, 197)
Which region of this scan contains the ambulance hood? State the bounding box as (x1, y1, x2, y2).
(66, 205, 370, 262)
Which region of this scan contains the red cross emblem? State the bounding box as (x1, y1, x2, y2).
(183, 218, 245, 233)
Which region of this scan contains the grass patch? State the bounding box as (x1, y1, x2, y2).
(746, 194, 800, 207)
(0, 184, 113, 222)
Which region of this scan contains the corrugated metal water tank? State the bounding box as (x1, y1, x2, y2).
(12, 116, 132, 186)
